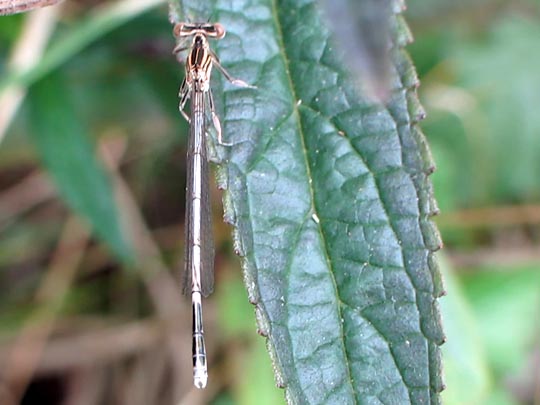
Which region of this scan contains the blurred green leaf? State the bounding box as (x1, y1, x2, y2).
(216, 275, 285, 404)
(460, 264, 540, 377)
(421, 111, 471, 213)
(438, 255, 491, 405)
(27, 74, 133, 262)
(0, 13, 23, 45)
(178, 0, 443, 402)
(483, 391, 520, 405)
(211, 394, 235, 405)
(216, 275, 255, 338)
(421, 16, 540, 209)
(239, 336, 285, 405)
(441, 261, 540, 405)
(454, 17, 540, 203)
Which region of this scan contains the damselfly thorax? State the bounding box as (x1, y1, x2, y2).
(186, 35, 213, 92)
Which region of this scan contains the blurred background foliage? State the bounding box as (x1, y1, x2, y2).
(0, 0, 538, 404)
(406, 0, 540, 403)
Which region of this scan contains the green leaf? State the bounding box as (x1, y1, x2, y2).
(438, 255, 490, 405)
(455, 17, 540, 203)
(239, 335, 286, 405)
(177, 0, 444, 402)
(460, 263, 540, 377)
(439, 259, 540, 405)
(27, 73, 133, 262)
(421, 16, 540, 208)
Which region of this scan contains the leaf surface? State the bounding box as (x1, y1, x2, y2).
(175, 0, 444, 402)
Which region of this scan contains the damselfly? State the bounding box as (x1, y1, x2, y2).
(172, 22, 252, 389)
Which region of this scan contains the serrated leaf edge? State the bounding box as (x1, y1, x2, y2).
(213, 0, 447, 403)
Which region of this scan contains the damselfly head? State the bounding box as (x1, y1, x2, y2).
(173, 22, 226, 40)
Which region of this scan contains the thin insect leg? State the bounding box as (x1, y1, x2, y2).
(172, 44, 189, 54)
(179, 78, 191, 123)
(210, 50, 256, 89)
(207, 89, 231, 146)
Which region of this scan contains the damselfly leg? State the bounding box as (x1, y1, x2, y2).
(178, 77, 190, 123)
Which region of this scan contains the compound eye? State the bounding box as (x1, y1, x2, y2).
(173, 23, 185, 37)
(214, 23, 226, 39)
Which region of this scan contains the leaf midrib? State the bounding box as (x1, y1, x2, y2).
(269, 0, 357, 401)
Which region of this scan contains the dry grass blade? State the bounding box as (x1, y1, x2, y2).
(98, 138, 185, 319)
(0, 171, 56, 230)
(99, 139, 193, 400)
(437, 204, 540, 229)
(0, 319, 174, 375)
(1, 215, 90, 404)
(0, 0, 63, 15)
(63, 367, 107, 405)
(0, 3, 61, 143)
(0, 138, 126, 403)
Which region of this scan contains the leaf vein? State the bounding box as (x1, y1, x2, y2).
(270, 0, 358, 401)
